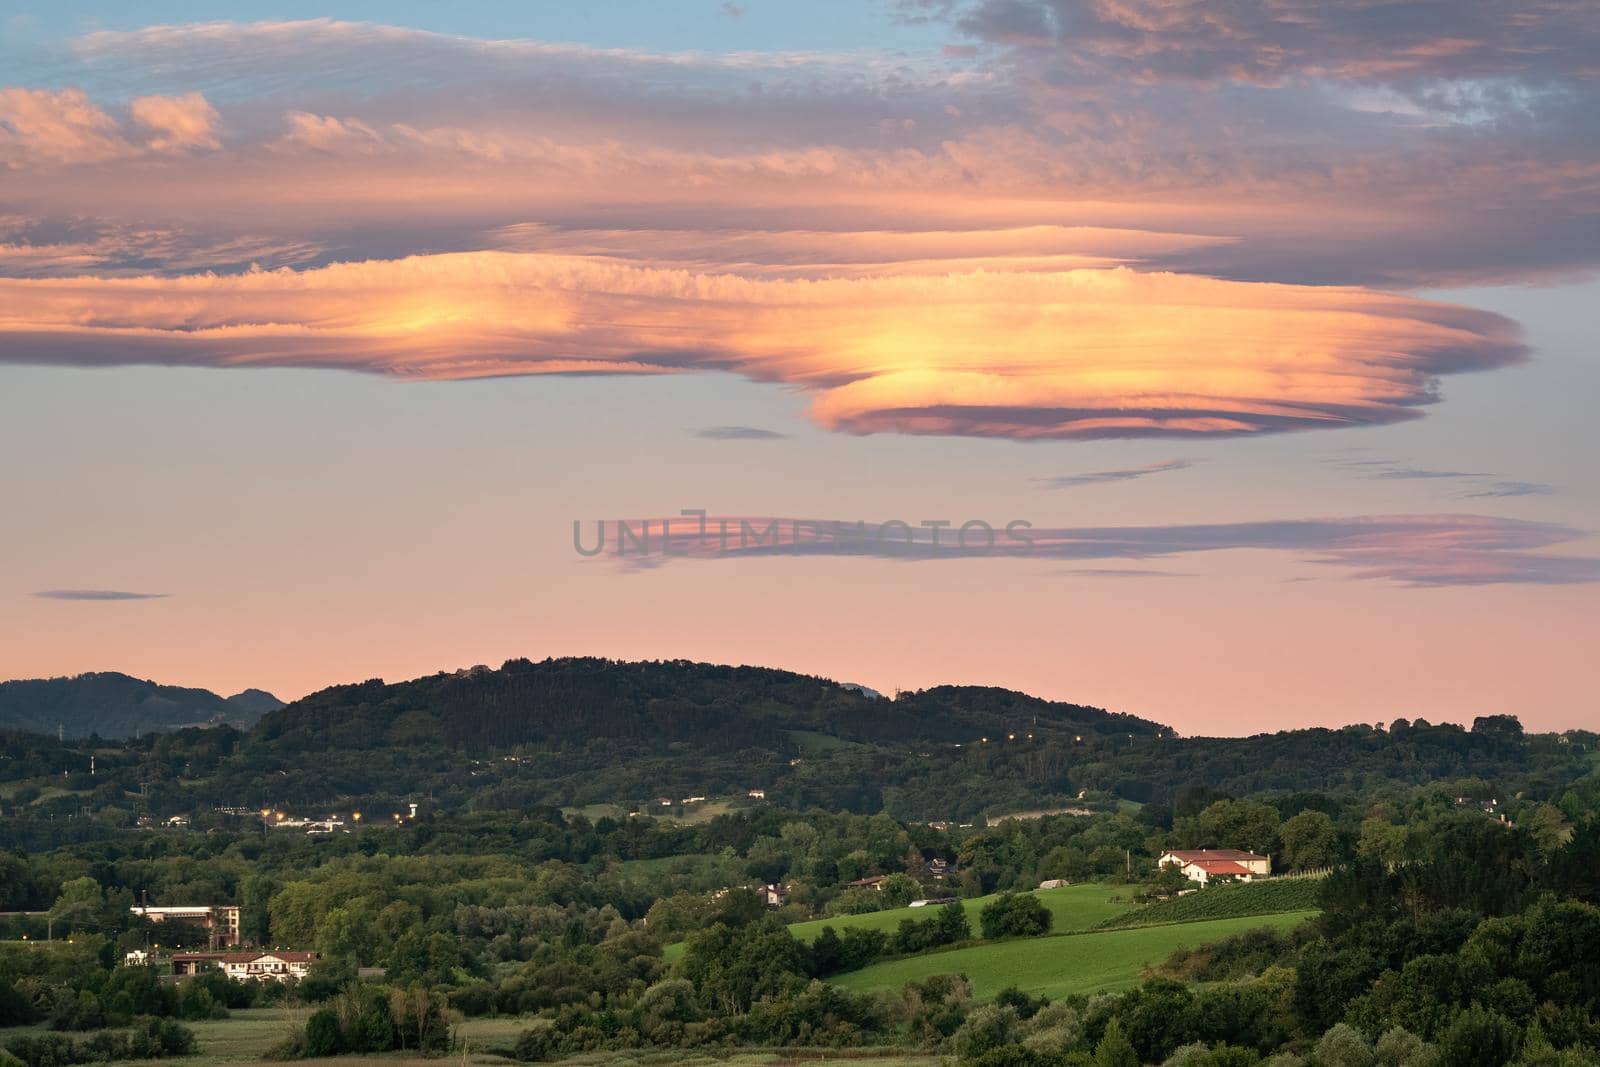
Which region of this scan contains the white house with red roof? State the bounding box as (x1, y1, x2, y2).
(1158, 849, 1271, 885)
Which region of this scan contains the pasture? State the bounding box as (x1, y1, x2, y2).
(828, 911, 1318, 1000)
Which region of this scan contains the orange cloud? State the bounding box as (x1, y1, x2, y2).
(0, 250, 1521, 439)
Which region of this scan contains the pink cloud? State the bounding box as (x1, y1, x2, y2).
(129, 91, 222, 153)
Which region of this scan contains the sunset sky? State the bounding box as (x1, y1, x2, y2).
(3, 1, 1597, 735)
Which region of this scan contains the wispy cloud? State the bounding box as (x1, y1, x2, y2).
(32, 589, 168, 601)
(1330, 458, 1556, 499)
(937, 0, 1600, 84)
(1461, 480, 1556, 499)
(1370, 465, 1487, 481)
(1055, 567, 1193, 579)
(585, 513, 1600, 586)
(693, 425, 788, 440)
(1035, 458, 1195, 489)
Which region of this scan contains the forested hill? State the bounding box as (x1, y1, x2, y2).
(256, 657, 1162, 754)
(224, 658, 1588, 822)
(0, 671, 282, 739)
(2, 658, 1590, 825)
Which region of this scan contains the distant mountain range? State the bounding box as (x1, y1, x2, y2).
(0, 672, 283, 739)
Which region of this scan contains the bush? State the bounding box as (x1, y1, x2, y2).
(955, 1004, 1020, 1061)
(512, 1022, 559, 1062)
(304, 1010, 343, 1058)
(3, 1018, 194, 1067)
(980, 894, 1053, 940)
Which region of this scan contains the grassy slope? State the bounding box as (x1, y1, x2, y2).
(787, 883, 1133, 943)
(830, 911, 1318, 1001)
(1095, 877, 1322, 930)
(662, 883, 1129, 964)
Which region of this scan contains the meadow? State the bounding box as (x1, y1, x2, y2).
(662, 882, 1134, 964)
(785, 883, 1133, 943)
(2, 1008, 943, 1067)
(828, 911, 1319, 1000)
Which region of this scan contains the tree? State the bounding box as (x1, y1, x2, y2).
(1315, 1023, 1375, 1067)
(1435, 1006, 1517, 1067)
(49, 877, 123, 938)
(1095, 1018, 1139, 1067)
(1280, 810, 1338, 870)
(935, 900, 972, 943)
(881, 873, 920, 908)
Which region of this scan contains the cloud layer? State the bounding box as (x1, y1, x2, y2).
(585, 513, 1600, 586)
(0, 14, 1594, 439)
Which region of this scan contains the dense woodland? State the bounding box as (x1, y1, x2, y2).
(2, 657, 1599, 1066)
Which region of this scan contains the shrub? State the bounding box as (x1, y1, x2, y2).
(303, 1009, 343, 1057)
(980, 893, 1052, 940)
(955, 1004, 1020, 1062)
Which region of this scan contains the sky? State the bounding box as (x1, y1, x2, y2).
(1, 1, 1597, 736)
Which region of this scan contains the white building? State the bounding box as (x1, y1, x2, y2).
(1157, 849, 1271, 885)
(172, 950, 319, 981)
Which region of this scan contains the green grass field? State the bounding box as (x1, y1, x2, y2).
(829, 911, 1318, 1001)
(663, 883, 1134, 963)
(1, 1008, 567, 1067)
(786, 883, 1133, 943)
(1095, 877, 1323, 930)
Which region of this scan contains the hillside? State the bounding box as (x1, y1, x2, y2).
(830, 911, 1318, 1001)
(230, 656, 1162, 818)
(231, 658, 1586, 820)
(0, 656, 1589, 824)
(0, 672, 282, 739)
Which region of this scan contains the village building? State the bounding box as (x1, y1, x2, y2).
(1157, 849, 1271, 885)
(171, 950, 319, 982)
(131, 904, 241, 948)
(843, 874, 890, 891)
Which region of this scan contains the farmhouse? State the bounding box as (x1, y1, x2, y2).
(1158, 849, 1271, 885)
(171, 950, 319, 982)
(761, 883, 790, 907)
(844, 875, 890, 891)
